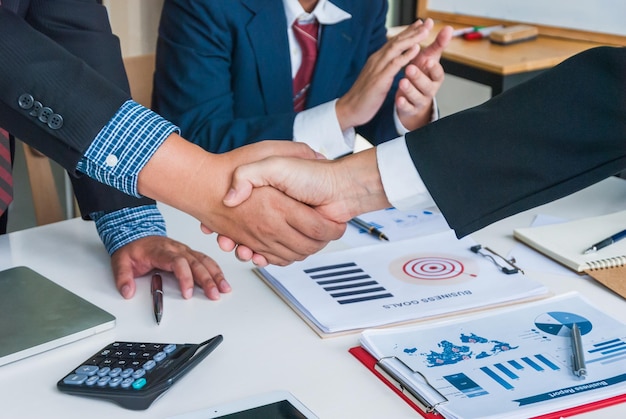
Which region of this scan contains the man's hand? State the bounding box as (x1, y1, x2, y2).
(111, 236, 230, 300)
(335, 19, 434, 131)
(138, 138, 346, 266)
(217, 148, 391, 263)
(396, 22, 453, 131)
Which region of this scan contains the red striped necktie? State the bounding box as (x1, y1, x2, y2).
(0, 0, 14, 216)
(292, 19, 319, 112)
(0, 128, 12, 216)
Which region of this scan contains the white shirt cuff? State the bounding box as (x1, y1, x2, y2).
(376, 136, 435, 210)
(293, 99, 355, 159)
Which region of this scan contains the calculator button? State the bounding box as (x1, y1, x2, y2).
(97, 376, 111, 386)
(109, 367, 122, 377)
(132, 378, 147, 390)
(153, 351, 166, 362)
(120, 377, 134, 389)
(63, 374, 88, 385)
(132, 369, 146, 379)
(142, 360, 156, 371)
(85, 376, 99, 386)
(163, 344, 176, 354)
(109, 376, 124, 387)
(120, 368, 134, 378)
(75, 365, 99, 376)
(97, 366, 111, 377)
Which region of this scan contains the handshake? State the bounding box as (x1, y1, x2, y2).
(138, 136, 392, 267)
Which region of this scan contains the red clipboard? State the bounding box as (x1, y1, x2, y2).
(349, 346, 626, 418)
(349, 346, 438, 418)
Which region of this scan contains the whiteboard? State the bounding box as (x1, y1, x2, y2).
(427, 0, 626, 37)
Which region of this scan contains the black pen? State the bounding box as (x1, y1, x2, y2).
(349, 217, 389, 241)
(571, 323, 587, 378)
(151, 273, 163, 325)
(583, 229, 626, 254)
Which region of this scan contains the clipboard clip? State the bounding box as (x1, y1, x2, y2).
(470, 245, 524, 275)
(374, 356, 448, 414)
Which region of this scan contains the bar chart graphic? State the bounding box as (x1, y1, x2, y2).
(303, 262, 393, 305)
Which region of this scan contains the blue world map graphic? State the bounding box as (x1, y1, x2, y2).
(403, 333, 519, 367)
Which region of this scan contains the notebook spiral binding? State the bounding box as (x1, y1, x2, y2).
(586, 255, 626, 270)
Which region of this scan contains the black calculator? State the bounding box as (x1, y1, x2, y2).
(57, 334, 223, 410)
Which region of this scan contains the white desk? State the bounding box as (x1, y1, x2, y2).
(2, 177, 626, 419)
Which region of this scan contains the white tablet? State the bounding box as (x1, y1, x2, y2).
(169, 390, 318, 419)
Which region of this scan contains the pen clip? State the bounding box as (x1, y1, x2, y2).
(376, 356, 448, 413)
(470, 245, 524, 275)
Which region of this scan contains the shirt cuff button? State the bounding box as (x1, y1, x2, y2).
(105, 154, 119, 167)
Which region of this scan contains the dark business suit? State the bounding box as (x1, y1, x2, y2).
(0, 1, 153, 218)
(153, 0, 400, 153)
(406, 46, 626, 238)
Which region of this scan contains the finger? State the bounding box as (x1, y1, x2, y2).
(223, 158, 281, 207)
(193, 253, 230, 300)
(234, 244, 254, 262)
(392, 17, 433, 42)
(200, 223, 214, 234)
(251, 253, 269, 267)
(399, 65, 436, 104)
(170, 256, 195, 299)
(419, 24, 453, 62)
(111, 260, 137, 299)
(217, 234, 237, 252)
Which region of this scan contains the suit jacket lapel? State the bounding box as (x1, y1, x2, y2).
(307, 12, 356, 107)
(243, 0, 294, 114)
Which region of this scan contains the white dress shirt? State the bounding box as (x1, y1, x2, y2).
(376, 136, 436, 210)
(283, 0, 438, 159)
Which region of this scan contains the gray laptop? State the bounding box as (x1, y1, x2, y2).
(0, 266, 115, 366)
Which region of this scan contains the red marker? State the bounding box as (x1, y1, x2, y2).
(462, 25, 504, 40)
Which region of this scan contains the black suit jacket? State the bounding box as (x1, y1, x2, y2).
(0, 0, 153, 217)
(406, 46, 626, 238)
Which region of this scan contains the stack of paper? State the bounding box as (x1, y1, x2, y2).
(256, 230, 549, 337)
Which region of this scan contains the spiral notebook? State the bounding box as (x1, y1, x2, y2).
(513, 210, 626, 299)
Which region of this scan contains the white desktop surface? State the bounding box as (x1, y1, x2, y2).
(1, 177, 625, 419)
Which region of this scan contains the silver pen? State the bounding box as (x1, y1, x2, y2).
(151, 273, 164, 325)
(349, 217, 389, 241)
(571, 323, 587, 378)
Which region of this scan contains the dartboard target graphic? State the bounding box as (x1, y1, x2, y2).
(389, 254, 479, 285)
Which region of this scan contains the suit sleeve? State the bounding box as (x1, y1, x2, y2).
(405, 46, 626, 237)
(0, 3, 154, 216)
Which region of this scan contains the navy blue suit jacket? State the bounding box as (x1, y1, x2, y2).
(153, 0, 400, 153)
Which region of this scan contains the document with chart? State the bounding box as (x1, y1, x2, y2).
(256, 230, 548, 336)
(357, 293, 626, 419)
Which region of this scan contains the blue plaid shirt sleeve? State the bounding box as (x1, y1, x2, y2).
(76, 100, 179, 197)
(90, 205, 167, 255)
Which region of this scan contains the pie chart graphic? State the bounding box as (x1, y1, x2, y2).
(534, 312, 592, 336)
